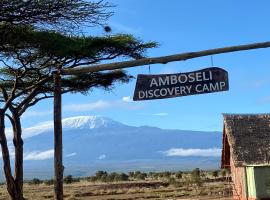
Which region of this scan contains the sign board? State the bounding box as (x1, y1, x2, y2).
(133, 67, 229, 101)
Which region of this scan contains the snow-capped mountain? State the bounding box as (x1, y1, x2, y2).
(62, 116, 127, 130)
(6, 116, 128, 140)
(2, 116, 222, 179)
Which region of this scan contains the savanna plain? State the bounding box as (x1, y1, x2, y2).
(0, 170, 232, 200)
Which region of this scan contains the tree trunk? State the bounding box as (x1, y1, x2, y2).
(12, 113, 24, 200)
(53, 72, 63, 200)
(0, 110, 18, 200)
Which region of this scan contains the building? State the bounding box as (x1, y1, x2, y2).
(221, 114, 270, 200)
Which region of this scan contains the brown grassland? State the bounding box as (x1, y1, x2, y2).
(0, 170, 233, 200)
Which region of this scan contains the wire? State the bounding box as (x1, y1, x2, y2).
(211, 56, 214, 67)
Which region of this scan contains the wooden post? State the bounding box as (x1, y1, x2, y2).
(53, 71, 63, 200)
(64, 41, 270, 75)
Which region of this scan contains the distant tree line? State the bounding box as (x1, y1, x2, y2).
(22, 168, 229, 186)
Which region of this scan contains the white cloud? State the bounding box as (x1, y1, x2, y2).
(98, 154, 106, 160)
(64, 98, 143, 112)
(163, 148, 221, 157)
(24, 149, 54, 161)
(22, 110, 53, 119)
(65, 153, 77, 157)
(64, 100, 111, 112)
(0, 148, 73, 161)
(122, 96, 132, 102)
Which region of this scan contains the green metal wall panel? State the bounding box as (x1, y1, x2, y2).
(246, 167, 256, 198)
(254, 166, 270, 198)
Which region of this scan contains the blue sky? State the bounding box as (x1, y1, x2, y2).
(20, 0, 270, 131)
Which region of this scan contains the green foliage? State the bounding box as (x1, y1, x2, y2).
(29, 178, 42, 185)
(0, 25, 157, 61)
(0, 0, 112, 29)
(175, 171, 183, 179)
(191, 168, 201, 179)
(221, 169, 228, 177)
(191, 168, 203, 188)
(136, 173, 147, 180)
(0, 27, 156, 113)
(95, 171, 108, 179)
(89, 171, 129, 182)
(64, 175, 73, 184)
(63, 175, 80, 184)
(0, 1, 156, 199)
(128, 172, 135, 178)
(211, 170, 219, 178)
(44, 179, 54, 185)
(114, 173, 129, 182)
(61, 71, 133, 95)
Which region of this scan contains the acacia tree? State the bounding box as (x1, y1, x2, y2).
(0, 29, 155, 199)
(0, 1, 155, 199)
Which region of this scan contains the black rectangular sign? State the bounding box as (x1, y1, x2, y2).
(133, 67, 229, 101)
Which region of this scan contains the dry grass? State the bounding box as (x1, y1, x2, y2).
(0, 180, 232, 200)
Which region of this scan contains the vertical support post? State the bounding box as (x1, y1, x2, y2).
(53, 71, 63, 200)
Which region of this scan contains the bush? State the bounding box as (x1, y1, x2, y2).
(134, 171, 141, 178)
(117, 173, 129, 181)
(95, 171, 108, 179)
(191, 168, 203, 188)
(64, 175, 74, 184)
(44, 179, 54, 185)
(64, 175, 80, 184)
(87, 176, 98, 182)
(211, 170, 219, 179)
(29, 178, 42, 185)
(191, 168, 200, 179)
(135, 173, 147, 180)
(107, 172, 117, 182)
(128, 171, 135, 178)
(221, 169, 228, 177)
(175, 171, 182, 179)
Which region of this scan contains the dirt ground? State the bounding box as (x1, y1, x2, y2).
(0, 180, 232, 200)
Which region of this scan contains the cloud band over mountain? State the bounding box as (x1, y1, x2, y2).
(163, 148, 221, 157)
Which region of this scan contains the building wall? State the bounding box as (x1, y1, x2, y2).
(230, 154, 247, 200)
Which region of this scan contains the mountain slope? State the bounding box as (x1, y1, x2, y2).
(4, 116, 222, 179)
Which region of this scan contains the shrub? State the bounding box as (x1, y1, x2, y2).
(87, 176, 98, 182)
(211, 170, 219, 179)
(117, 173, 129, 181)
(64, 175, 74, 184)
(175, 171, 182, 179)
(191, 168, 200, 179)
(191, 168, 203, 188)
(29, 178, 42, 185)
(135, 173, 147, 180)
(128, 172, 135, 178)
(221, 169, 228, 177)
(44, 179, 54, 185)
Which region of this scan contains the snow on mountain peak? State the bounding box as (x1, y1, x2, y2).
(6, 116, 125, 140)
(62, 116, 121, 129)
